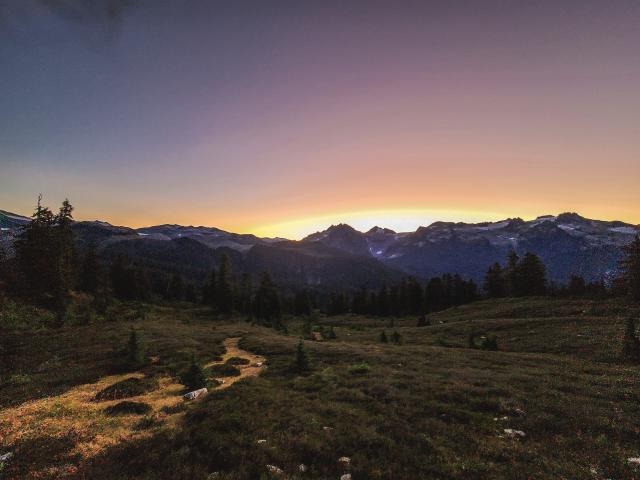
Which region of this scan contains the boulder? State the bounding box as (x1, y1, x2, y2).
(183, 387, 207, 401)
(503, 428, 526, 438)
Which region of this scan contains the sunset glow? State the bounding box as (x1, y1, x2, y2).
(1, 1, 639, 234)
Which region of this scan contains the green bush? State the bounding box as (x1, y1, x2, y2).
(348, 362, 371, 375)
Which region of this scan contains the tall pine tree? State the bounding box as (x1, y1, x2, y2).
(620, 235, 640, 302)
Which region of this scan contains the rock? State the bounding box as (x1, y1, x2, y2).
(183, 388, 208, 401)
(257, 439, 267, 444)
(340, 475, 352, 480)
(266, 464, 283, 475)
(323, 426, 334, 432)
(255, 362, 264, 367)
(628, 457, 640, 466)
(503, 428, 526, 438)
(0, 452, 13, 462)
(207, 473, 219, 479)
(338, 456, 351, 465)
(299, 463, 307, 472)
(512, 408, 526, 417)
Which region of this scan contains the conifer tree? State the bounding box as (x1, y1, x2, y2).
(15, 196, 76, 310)
(294, 289, 312, 316)
(294, 339, 312, 373)
(79, 243, 101, 294)
(125, 328, 146, 369)
(567, 275, 586, 296)
(622, 316, 640, 361)
(391, 330, 402, 345)
(379, 330, 388, 343)
(327, 326, 337, 339)
(238, 272, 253, 315)
(180, 354, 207, 390)
(484, 262, 506, 298)
(517, 252, 547, 296)
(216, 254, 233, 314)
(620, 235, 640, 302)
(253, 271, 281, 327)
(203, 268, 216, 307)
(166, 273, 185, 301)
(505, 251, 520, 296)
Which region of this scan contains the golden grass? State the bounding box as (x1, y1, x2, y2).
(0, 336, 264, 479)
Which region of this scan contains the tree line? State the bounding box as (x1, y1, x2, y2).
(2, 197, 640, 325)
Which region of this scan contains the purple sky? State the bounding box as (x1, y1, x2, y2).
(1, 0, 639, 238)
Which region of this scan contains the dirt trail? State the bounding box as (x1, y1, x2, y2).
(205, 337, 265, 390)
(0, 337, 264, 478)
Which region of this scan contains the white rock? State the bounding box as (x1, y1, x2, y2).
(338, 456, 351, 464)
(628, 457, 640, 465)
(299, 463, 307, 472)
(340, 475, 352, 480)
(503, 428, 526, 438)
(183, 387, 208, 400)
(323, 426, 334, 431)
(0, 452, 13, 462)
(207, 473, 219, 479)
(255, 362, 264, 367)
(257, 439, 267, 444)
(266, 464, 283, 475)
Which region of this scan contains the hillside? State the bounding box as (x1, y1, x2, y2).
(1, 297, 639, 479)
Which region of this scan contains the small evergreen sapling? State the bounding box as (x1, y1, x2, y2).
(622, 316, 640, 361)
(295, 339, 312, 373)
(180, 355, 208, 390)
(125, 328, 146, 369)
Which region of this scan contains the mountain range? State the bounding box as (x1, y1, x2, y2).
(1, 209, 637, 290)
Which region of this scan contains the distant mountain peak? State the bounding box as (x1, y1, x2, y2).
(366, 226, 396, 235)
(556, 212, 587, 223)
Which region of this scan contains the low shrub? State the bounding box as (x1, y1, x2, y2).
(348, 362, 371, 375)
(95, 376, 159, 401)
(208, 363, 241, 377)
(226, 356, 250, 366)
(104, 401, 152, 416)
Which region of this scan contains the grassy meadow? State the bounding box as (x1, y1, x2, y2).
(1, 297, 639, 479)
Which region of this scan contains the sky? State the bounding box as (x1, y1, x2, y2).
(1, 0, 639, 239)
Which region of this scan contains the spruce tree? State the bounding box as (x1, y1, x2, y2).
(505, 251, 520, 296)
(79, 243, 101, 294)
(238, 272, 253, 315)
(216, 254, 233, 314)
(180, 355, 208, 390)
(391, 330, 402, 345)
(294, 289, 312, 316)
(166, 273, 185, 301)
(295, 339, 312, 373)
(379, 330, 388, 343)
(517, 252, 547, 296)
(253, 272, 281, 327)
(125, 328, 146, 369)
(620, 235, 640, 302)
(567, 275, 586, 296)
(327, 326, 337, 339)
(15, 196, 75, 310)
(622, 316, 640, 361)
(484, 262, 506, 298)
